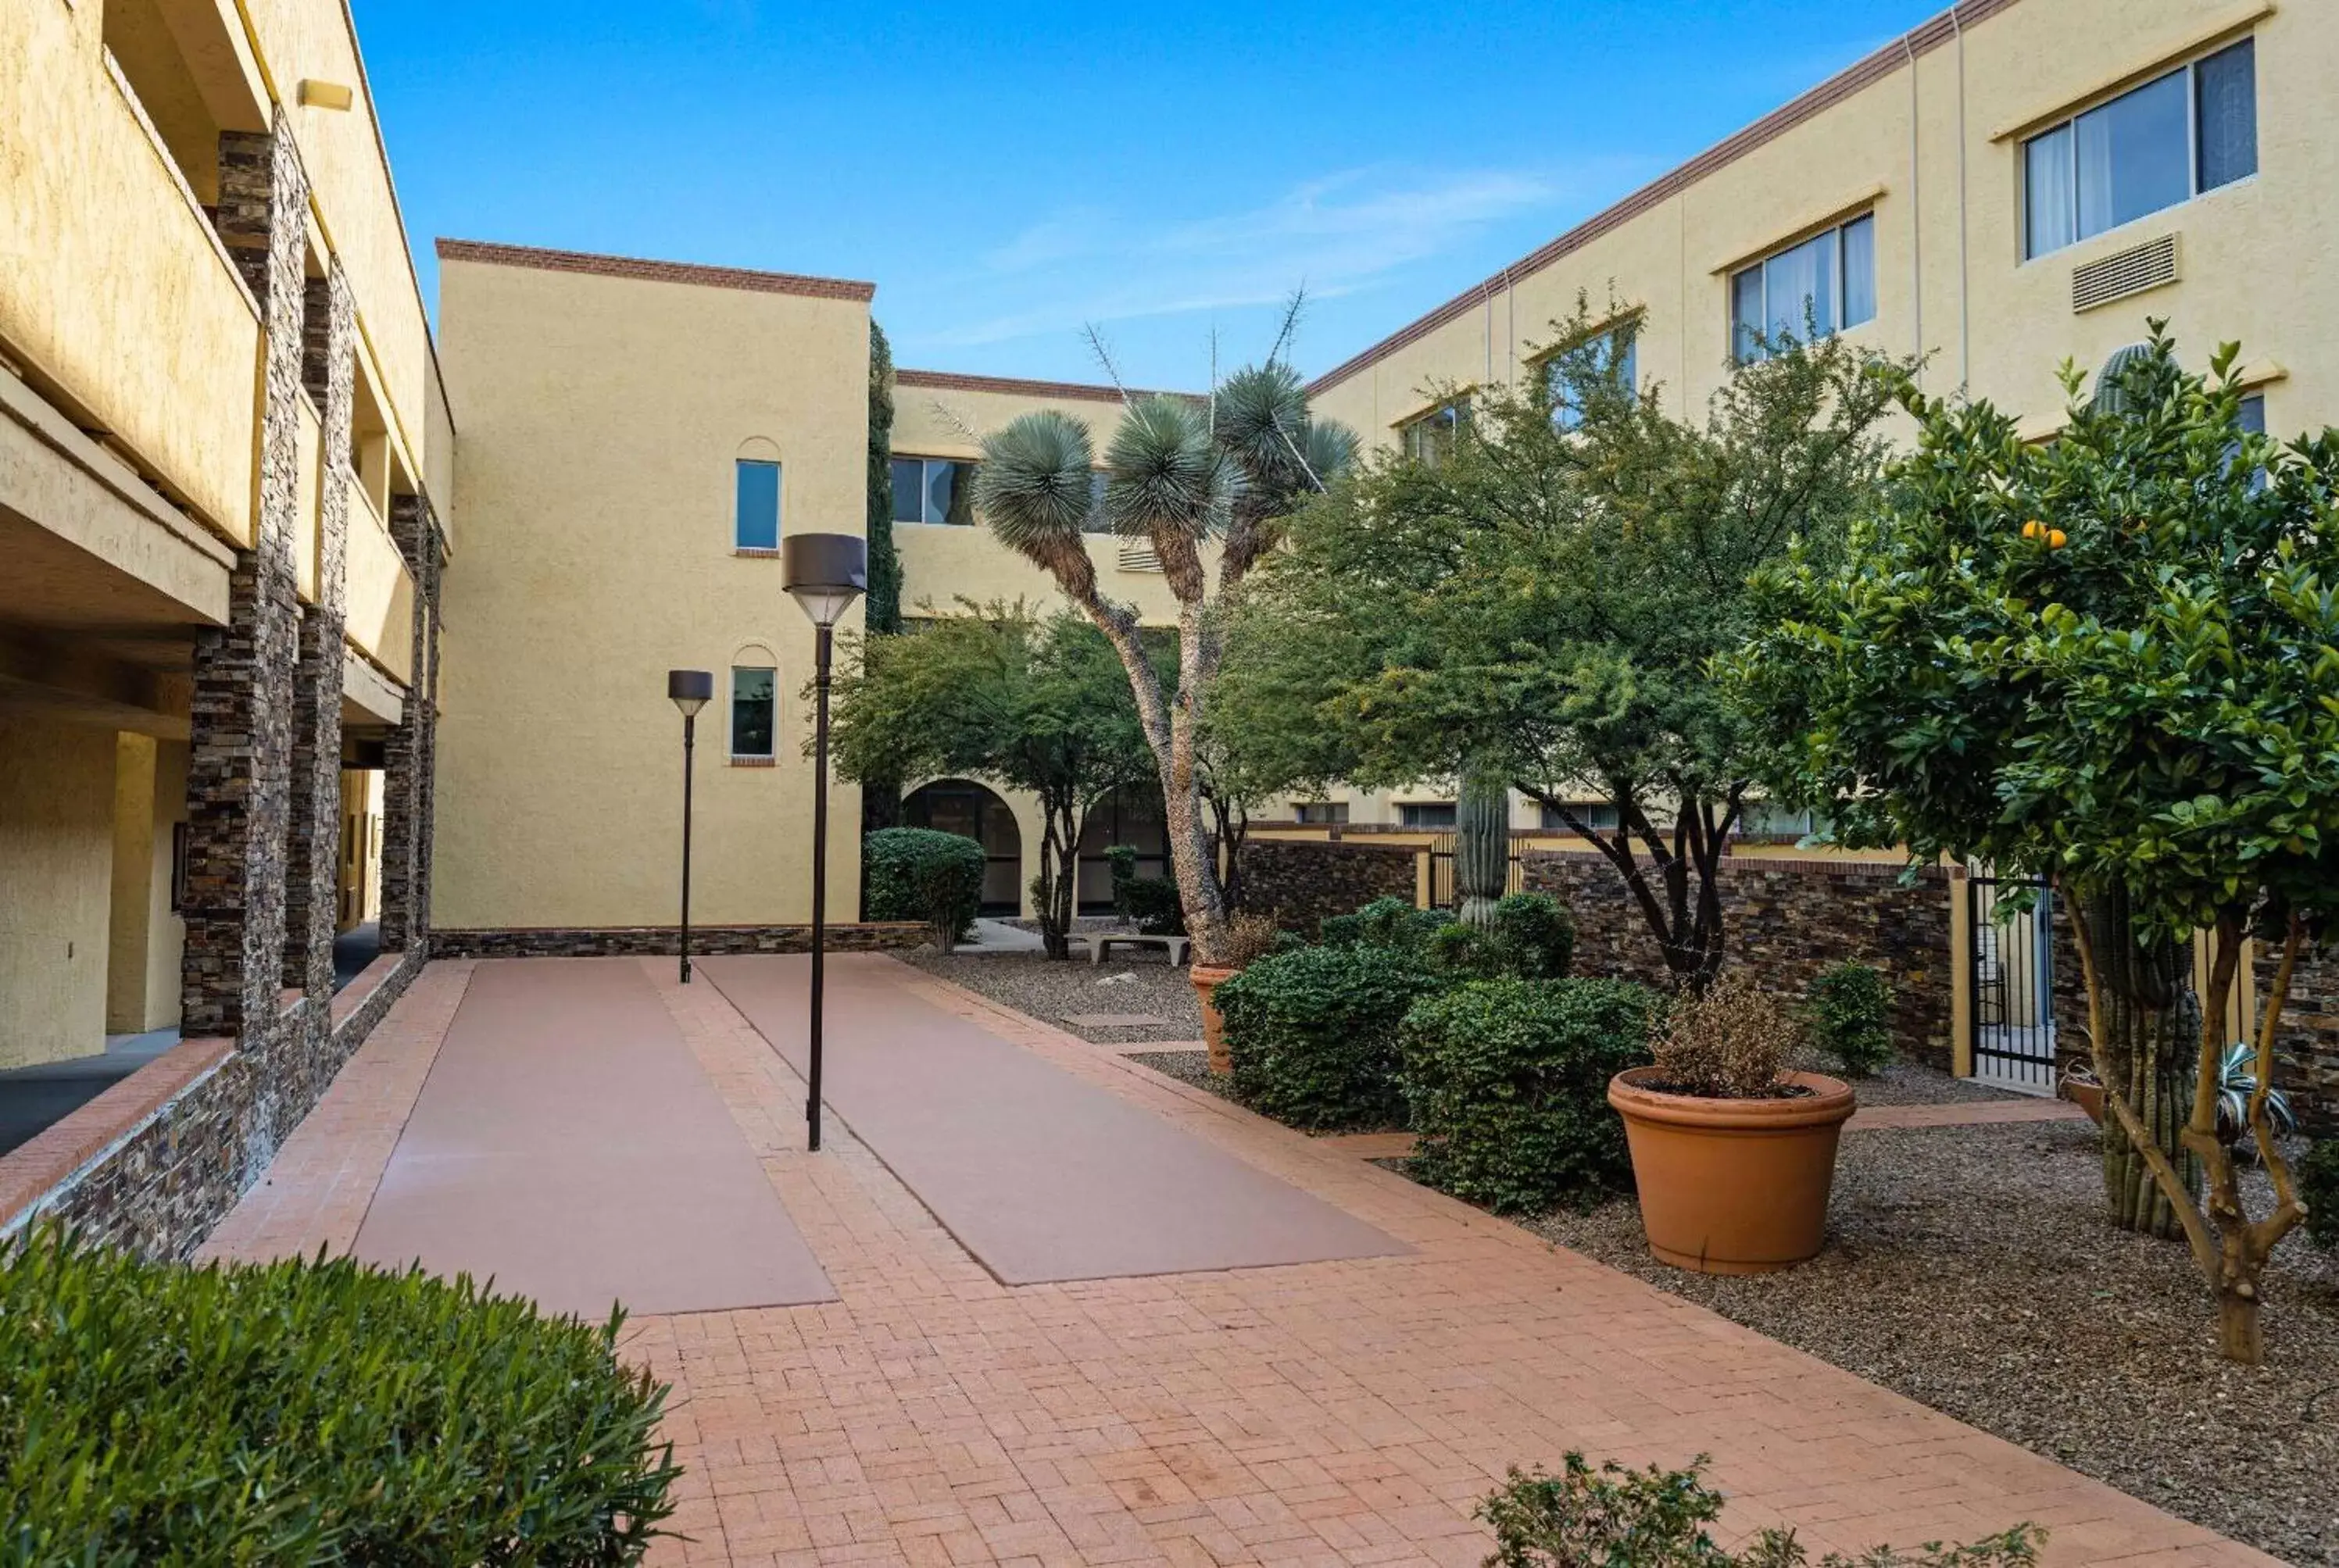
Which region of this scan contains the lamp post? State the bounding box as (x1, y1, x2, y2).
(667, 670, 714, 984)
(782, 533, 867, 1152)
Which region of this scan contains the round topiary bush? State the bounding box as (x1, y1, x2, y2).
(862, 827, 985, 947)
(1216, 944, 1443, 1130)
(0, 1227, 679, 1562)
(1805, 961, 1895, 1077)
(1400, 977, 1660, 1213)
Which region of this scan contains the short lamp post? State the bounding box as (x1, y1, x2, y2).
(667, 670, 714, 984)
(782, 533, 867, 1153)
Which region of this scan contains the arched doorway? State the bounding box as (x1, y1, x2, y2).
(1077, 783, 1169, 914)
(902, 780, 1023, 916)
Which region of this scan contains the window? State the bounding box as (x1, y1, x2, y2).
(731, 667, 776, 759)
(1736, 803, 1819, 838)
(1398, 801, 1457, 829)
(1400, 399, 1470, 466)
(1081, 470, 1114, 534)
(1295, 802, 1350, 825)
(890, 456, 977, 525)
(2237, 392, 2266, 436)
(2023, 38, 2255, 259)
(1548, 327, 1636, 431)
(1539, 802, 1619, 833)
(735, 459, 780, 550)
(1732, 214, 1876, 363)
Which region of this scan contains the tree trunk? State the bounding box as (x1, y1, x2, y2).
(1035, 805, 1079, 960)
(2075, 885, 2201, 1238)
(1455, 770, 1508, 929)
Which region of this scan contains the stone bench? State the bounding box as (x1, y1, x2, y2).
(1072, 932, 1190, 966)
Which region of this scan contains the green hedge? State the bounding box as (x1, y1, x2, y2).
(1218, 945, 1443, 1130)
(1425, 893, 1575, 980)
(1320, 895, 1446, 952)
(2304, 1140, 2339, 1250)
(1103, 844, 1184, 934)
(1401, 978, 1659, 1213)
(1806, 962, 1895, 1077)
(863, 827, 985, 942)
(1, 1227, 678, 1563)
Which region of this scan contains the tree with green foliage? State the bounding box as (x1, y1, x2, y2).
(827, 602, 1153, 958)
(1732, 326, 2335, 1362)
(864, 321, 903, 636)
(1219, 303, 1904, 987)
(970, 354, 1357, 963)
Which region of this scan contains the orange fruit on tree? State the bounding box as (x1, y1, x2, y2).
(2048, 529, 2068, 548)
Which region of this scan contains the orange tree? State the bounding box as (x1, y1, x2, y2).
(1731, 327, 2334, 1361)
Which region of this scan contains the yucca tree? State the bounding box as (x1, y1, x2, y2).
(974, 363, 1355, 961)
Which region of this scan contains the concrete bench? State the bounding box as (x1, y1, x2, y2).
(1074, 933, 1189, 966)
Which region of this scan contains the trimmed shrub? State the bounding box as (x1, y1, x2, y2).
(1218, 944, 1442, 1129)
(1104, 844, 1184, 934)
(1807, 962, 1895, 1077)
(0, 1227, 679, 1563)
(1426, 893, 1576, 980)
(2303, 1140, 2339, 1250)
(1320, 895, 1445, 952)
(863, 827, 985, 946)
(1401, 978, 1658, 1213)
(1479, 1452, 2041, 1567)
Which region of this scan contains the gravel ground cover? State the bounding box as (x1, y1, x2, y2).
(1791, 1053, 2030, 1106)
(1517, 1120, 2339, 1565)
(897, 949, 1202, 1043)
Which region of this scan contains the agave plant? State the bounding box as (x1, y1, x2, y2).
(2212, 1041, 2297, 1157)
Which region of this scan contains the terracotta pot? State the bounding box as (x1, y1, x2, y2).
(1191, 963, 1239, 1074)
(1608, 1066, 1856, 1275)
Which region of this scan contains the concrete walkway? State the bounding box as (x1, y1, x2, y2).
(202, 955, 2273, 1568)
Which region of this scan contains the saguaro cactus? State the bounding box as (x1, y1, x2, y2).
(1456, 770, 1509, 929)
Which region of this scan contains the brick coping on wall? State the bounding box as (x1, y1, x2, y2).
(429, 923, 928, 959)
(0, 950, 422, 1230)
(435, 238, 878, 303)
(895, 367, 1203, 405)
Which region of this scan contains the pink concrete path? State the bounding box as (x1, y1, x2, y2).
(342, 958, 833, 1316)
(702, 954, 1404, 1285)
(203, 956, 2273, 1568)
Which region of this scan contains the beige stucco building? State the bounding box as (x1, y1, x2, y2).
(4, 0, 2333, 1240)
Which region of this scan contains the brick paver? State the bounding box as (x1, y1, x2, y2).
(204, 957, 2273, 1568)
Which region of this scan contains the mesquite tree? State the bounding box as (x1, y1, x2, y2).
(1733, 327, 2334, 1361)
(971, 364, 1355, 963)
(1218, 306, 1902, 986)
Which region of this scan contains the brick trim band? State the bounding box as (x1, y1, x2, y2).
(435, 238, 877, 303)
(896, 368, 1200, 405)
(431, 923, 928, 959)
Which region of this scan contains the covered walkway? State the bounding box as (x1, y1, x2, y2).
(201, 955, 2272, 1568)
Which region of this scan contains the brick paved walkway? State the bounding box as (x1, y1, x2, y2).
(202, 957, 2271, 1568)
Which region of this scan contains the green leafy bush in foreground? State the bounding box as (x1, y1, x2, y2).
(1480, 1453, 2042, 1568)
(863, 826, 985, 948)
(1427, 892, 1577, 981)
(1218, 943, 1442, 1129)
(1402, 978, 1658, 1213)
(1806, 963, 1895, 1077)
(0, 1227, 679, 1564)
(1320, 894, 1447, 952)
(2302, 1140, 2339, 1250)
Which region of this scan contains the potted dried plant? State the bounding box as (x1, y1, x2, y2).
(1193, 914, 1284, 1073)
(1607, 971, 1856, 1273)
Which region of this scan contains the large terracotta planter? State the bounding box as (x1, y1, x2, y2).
(1192, 963, 1239, 1073)
(1608, 1066, 1856, 1275)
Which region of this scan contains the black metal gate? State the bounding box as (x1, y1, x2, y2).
(1968, 873, 2058, 1091)
(1427, 835, 1525, 909)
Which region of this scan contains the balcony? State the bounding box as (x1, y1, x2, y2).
(342, 474, 413, 686)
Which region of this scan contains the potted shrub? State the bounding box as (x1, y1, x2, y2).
(1192, 913, 1284, 1073)
(1608, 970, 1856, 1273)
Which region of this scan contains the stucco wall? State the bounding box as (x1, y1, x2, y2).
(433, 251, 871, 930)
(1308, 0, 2330, 455)
(104, 733, 188, 1035)
(0, 718, 118, 1069)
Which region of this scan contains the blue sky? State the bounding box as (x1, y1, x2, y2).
(356, 0, 1948, 389)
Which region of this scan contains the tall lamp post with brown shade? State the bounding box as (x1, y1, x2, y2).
(667, 670, 714, 984)
(783, 533, 866, 1152)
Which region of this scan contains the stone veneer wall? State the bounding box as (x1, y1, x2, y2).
(1238, 839, 1418, 937)
(1523, 850, 1958, 1069)
(431, 923, 928, 959)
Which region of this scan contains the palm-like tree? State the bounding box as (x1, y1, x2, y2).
(974, 363, 1356, 960)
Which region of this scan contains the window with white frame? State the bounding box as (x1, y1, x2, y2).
(1732, 214, 1876, 363)
(1399, 399, 1471, 466)
(2022, 38, 2255, 260)
(889, 456, 977, 525)
(735, 459, 780, 550)
(1547, 324, 1637, 430)
(731, 666, 776, 759)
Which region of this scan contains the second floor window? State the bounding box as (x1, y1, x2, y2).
(2024, 38, 2255, 260)
(1400, 399, 1470, 466)
(1548, 327, 1637, 431)
(735, 459, 781, 550)
(1294, 802, 1349, 825)
(731, 666, 775, 758)
(891, 456, 976, 526)
(1733, 213, 1876, 363)
(1399, 801, 1457, 829)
